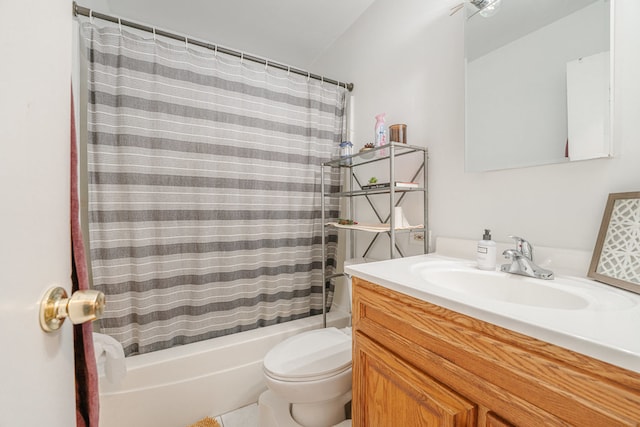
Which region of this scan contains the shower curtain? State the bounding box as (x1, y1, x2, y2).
(83, 23, 345, 356)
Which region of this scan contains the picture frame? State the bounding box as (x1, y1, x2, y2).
(588, 191, 640, 295)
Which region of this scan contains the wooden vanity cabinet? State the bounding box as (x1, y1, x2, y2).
(351, 277, 640, 426)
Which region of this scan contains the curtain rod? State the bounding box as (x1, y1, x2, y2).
(72, 2, 354, 92)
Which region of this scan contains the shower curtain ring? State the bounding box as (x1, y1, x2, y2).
(307, 72, 310, 82)
(287, 66, 290, 76)
(240, 52, 244, 64)
(265, 60, 269, 71)
(152, 27, 156, 41)
(89, 9, 94, 24)
(214, 45, 218, 57)
(185, 37, 189, 49)
(118, 18, 122, 34)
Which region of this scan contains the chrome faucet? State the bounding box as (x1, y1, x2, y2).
(500, 236, 554, 280)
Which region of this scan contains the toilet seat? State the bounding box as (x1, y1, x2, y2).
(263, 327, 352, 382)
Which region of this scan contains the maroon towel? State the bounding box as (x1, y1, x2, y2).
(71, 85, 100, 427)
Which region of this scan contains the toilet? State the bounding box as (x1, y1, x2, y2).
(258, 259, 375, 427)
(258, 326, 353, 427)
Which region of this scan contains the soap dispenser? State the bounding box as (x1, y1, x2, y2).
(477, 229, 496, 271)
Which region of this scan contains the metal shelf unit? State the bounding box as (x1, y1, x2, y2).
(319, 142, 428, 325)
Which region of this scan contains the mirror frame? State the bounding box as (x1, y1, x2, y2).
(588, 191, 640, 295)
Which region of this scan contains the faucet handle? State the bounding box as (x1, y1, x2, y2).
(508, 235, 525, 246)
(502, 248, 521, 260)
(507, 235, 534, 261)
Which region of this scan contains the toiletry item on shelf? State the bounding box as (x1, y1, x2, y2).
(477, 229, 496, 270)
(374, 113, 387, 156)
(339, 141, 353, 164)
(389, 124, 407, 144)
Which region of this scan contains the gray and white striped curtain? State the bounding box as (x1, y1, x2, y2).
(83, 24, 344, 356)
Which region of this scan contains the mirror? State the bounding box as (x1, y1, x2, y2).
(588, 192, 640, 295)
(464, 0, 612, 172)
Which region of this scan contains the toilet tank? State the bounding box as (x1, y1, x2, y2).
(332, 258, 379, 316)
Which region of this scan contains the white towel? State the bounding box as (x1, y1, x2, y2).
(93, 332, 127, 384)
(393, 207, 411, 228)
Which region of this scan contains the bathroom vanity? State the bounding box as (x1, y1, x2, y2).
(346, 251, 640, 426)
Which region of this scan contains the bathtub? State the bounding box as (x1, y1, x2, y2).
(98, 311, 350, 427)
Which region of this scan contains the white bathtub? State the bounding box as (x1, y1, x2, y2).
(98, 311, 351, 427)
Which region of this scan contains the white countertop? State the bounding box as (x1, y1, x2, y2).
(345, 252, 640, 373)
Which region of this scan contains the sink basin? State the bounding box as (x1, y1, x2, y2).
(411, 264, 637, 311)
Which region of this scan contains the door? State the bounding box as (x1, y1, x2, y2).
(0, 1, 76, 426)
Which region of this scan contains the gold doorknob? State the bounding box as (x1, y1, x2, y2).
(40, 287, 106, 332)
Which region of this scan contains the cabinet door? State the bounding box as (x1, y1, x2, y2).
(353, 333, 476, 427)
(484, 411, 515, 427)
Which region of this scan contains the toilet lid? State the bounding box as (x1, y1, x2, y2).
(263, 327, 352, 382)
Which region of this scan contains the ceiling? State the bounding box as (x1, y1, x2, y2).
(93, 0, 376, 69)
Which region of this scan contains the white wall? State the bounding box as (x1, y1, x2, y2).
(312, 0, 640, 255)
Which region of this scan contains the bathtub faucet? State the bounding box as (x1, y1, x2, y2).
(500, 236, 554, 280)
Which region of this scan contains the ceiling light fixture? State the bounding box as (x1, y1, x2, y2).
(471, 0, 502, 18)
(449, 0, 503, 18)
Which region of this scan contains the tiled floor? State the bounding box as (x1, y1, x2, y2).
(213, 401, 352, 427)
(215, 403, 259, 427)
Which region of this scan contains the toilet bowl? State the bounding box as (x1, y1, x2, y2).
(259, 327, 353, 427)
(259, 259, 377, 426)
